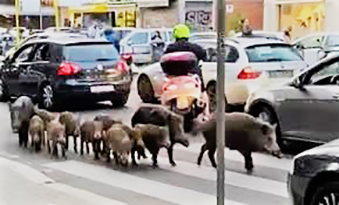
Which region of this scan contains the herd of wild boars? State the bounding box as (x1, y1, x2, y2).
(9, 96, 283, 172)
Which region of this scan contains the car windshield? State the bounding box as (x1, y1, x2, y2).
(63, 43, 119, 62)
(245, 44, 303, 62)
(325, 35, 339, 47)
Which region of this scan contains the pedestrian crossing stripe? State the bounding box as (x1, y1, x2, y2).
(174, 143, 292, 171)
(44, 160, 247, 205)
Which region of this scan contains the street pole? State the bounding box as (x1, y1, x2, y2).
(15, 0, 20, 48)
(39, 4, 43, 30)
(53, 0, 60, 30)
(216, 0, 226, 204)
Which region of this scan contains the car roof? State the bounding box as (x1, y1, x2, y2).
(192, 37, 288, 47)
(191, 32, 216, 36)
(24, 37, 110, 46)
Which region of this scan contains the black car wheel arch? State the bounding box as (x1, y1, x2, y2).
(111, 91, 129, 107)
(137, 75, 157, 103)
(309, 181, 339, 205)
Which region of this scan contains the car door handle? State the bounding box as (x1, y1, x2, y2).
(333, 94, 339, 99)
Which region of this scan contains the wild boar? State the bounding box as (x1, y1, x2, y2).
(46, 119, 67, 159)
(105, 124, 134, 167)
(80, 120, 104, 160)
(93, 114, 121, 156)
(131, 104, 189, 166)
(191, 112, 282, 171)
(59, 111, 80, 153)
(9, 96, 35, 147)
(133, 123, 171, 168)
(28, 115, 44, 152)
(108, 123, 145, 166)
(33, 106, 58, 129)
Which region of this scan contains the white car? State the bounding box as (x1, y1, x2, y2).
(137, 37, 308, 111)
(235, 30, 285, 42)
(189, 32, 217, 42)
(292, 33, 339, 66)
(9, 27, 29, 39)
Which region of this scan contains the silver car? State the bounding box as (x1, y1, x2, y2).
(245, 53, 339, 149)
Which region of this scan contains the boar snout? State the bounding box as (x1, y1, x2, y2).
(159, 139, 171, 149)
(177, 136, 189, 147)
(271, 150, 283, 159)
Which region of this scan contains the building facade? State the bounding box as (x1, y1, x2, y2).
(264, 0, 339, 38)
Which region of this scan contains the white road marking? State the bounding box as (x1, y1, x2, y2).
(175, 143, 292, 171)
(44, 160, 247, 205)
(156, 156, 288, 198)
(0, 157, 127, 205)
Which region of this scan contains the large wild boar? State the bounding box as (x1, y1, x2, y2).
(9, 96, 35, 147)
(105, 123, 143, 167)
(80, 120, 104, 160)
(46, 119, 67, 159)
(131, 104, 189, 166)
(133, 123, 170, 167)
(191, 112, 282, 171)
(28, 115, 44, 152)
(59, 111, 80, 153)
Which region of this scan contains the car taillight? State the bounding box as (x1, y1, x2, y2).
(237, 67, 262, 80)
(116, 59, 130, 73)
(57, 62, 81, 76)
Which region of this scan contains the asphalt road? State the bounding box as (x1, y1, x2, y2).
(0, 77, 293, 205)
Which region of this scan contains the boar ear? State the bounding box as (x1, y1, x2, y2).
(272, 123, 278, 130)
(261, 124, 270, 135)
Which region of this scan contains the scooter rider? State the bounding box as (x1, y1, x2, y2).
(164, 24, 207, 90)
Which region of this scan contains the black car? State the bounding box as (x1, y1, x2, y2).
(0, 37, 133, 110)
(288, 139, 339, 205)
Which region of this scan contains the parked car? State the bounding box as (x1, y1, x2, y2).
(292, 33, 339, 66)
(191, 39, 218, 62)
(245, 53, 339, 150)
(288, 138, 339, 205)
(137, 37, 307, 111)
(189, 32, 217, 42)
(5, 32, 86, 59)
(0, 38, 133, 110)
(44, 27, 73, 33)
(119, 28, 172, 64)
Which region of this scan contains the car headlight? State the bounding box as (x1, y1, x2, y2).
(166, 84, 178, 91)
(184, 83, 197, 89)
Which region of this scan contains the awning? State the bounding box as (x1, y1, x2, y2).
(68, 4, 109, 13)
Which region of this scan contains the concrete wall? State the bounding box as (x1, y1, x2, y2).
(140, 1, 179, 28)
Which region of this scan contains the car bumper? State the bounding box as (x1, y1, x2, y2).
(55, 79, 132, 102)
(287, 173, 311, 205)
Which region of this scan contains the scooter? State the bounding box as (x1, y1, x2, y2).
(160, 52, 207, 132)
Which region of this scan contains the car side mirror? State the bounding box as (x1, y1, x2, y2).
(291, 77, 306, 91)
(317, 50, 327, 60)
(127, 40, 132, 46)
(122, 54, 133, 66)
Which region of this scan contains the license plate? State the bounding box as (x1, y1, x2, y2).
(90, 85, 114, 93)
(268, 70, 293, 78)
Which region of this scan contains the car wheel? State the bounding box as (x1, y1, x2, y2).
(310, 181, 339, 205)
(111, 92, 129, 107)
(206, 82, 229, 113)
(0, 78, 9, 102)
(137, 75, 157, 103)
(39, 84, 56, 110)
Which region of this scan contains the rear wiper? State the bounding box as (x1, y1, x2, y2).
(266, 58, 283, 62)
(96, 58, 115, 61)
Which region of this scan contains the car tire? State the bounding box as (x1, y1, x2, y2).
(206, 82, 229, 113)
(137, 75, 158, 103)
(310, 181, 339, 205)
(111, 92, 129, 108)
(249, 104, 287, 152)
(39, 84, 56, 110)
(0, 78, 9, 102)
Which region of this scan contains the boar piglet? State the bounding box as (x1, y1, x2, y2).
(29, 115, 44, 152)
(80, 120, 104, 160)
(59, 111, 80, 153)
(46, 119, 67, 159)
(9, 96, 35, 147)
(131, 104, 189, 166)
(191, 112, 282, 172)
(133, 124, 171, 168)
(93, 114, 121, 157)
(105, 124, 136, 167)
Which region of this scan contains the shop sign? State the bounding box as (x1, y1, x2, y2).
(19, 0, 40, 13)
(136, 0, 168, 7)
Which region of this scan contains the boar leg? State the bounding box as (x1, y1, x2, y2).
(93, 139, 100, 160)
(208, 147, 217, 168)
(52, 141, 58, 158)
(86, 142, 90, 155)
(80, 138, 84, 155)
(65, 136, 69, 151)
(239, 151, 254, 171)
(131, 147, 138, 166)
(61, 144, 67, 159)
(47, 140, 51, 154)
(73, 136, 78, 153)
(167, 143, 176, 166)
(113, 151, 119, 165)
(197, 144, 207, 166)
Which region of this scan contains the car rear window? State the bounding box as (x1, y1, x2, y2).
(63, 43, 119, 62)
(245, 44, 303, 62)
